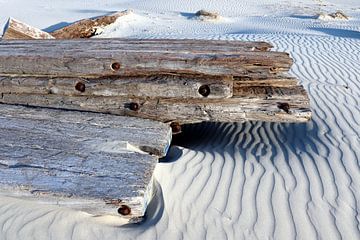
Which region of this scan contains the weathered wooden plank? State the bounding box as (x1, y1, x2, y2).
(0, 74, 233, 99)
(0, 39, 272, 52)
(0, 39, 292, 77)
(2, 18, 55, 40)
(0, 104, 171, 157)
(0, 104, 172, 222)
(50, 10, 132, 39)
(0, 92, 311, 123)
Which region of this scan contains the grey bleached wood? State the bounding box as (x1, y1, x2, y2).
(2, 18, 55, 40)
(50, 10, 132, 39)
(0, 93, 311, 123)
(0, 74, 233, 99)
(0, 39, 292, 77)
(0, 38, 272, 52)
(0, 104, 172, 222)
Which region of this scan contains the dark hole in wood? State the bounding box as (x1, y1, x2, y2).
(75, 82, 86, 92)
(198, 85, 210, 97)
(111, 62, 121, 71)
(118, 205, 131, 216)
(170, 122, 182, 134)
(277, 102, 290, 113)
(129, 102, 139, 111)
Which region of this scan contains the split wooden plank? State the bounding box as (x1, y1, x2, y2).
(0, 39, 292, 77)
(0, 74, 233, 99)
(0, 92, 311, 123)
(0, 38, 273, 52)
(0, 104, 172, 222)
(50, 10, 132, 39)
(2, 18, 55, 40)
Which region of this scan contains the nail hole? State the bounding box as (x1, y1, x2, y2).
(111, 62, 121, 71)
(198, 85, 210, 97)
(75, 82, 86, 92)
(118, 205, 131, 216)
(277, 102, 290, 113)
(129, 102, 139, 111)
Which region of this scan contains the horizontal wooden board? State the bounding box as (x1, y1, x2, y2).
(0, 39, 292, 77)
(0, 74, 233, 99)
(0, 92, 311, 123)
(0, 104, 172, 222)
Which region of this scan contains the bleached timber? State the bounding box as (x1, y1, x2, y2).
(2, 18, 55, 40)
(0, 104, 172, 222)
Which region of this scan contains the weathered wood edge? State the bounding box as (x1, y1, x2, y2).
(2, 18, 55, 40)
(0, 92, 311, 123)
(0, 75, 233, 99)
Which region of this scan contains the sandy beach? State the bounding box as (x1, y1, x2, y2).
(0, 0, 359, 239)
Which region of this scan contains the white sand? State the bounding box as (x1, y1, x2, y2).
(0, 0, 360, 239)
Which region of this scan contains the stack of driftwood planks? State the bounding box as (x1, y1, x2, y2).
(0, 38, 311, 125)
(0, 13, 311, 223)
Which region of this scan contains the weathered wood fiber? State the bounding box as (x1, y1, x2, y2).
(2, 18, 55, 40)
(0, 104, 171, 157)
(50, 10, 132, 39)
(0, 75, 233, 99)
(0, 93, 311, 123)
(0, 40, 292, 77)
(0, 104, 172, 222)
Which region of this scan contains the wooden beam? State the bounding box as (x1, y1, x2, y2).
(0, 92, 311, 123)
(0, 104, 172, 222)
(2, 18, 55, 40)
(0, 74, 233, 99)
(50, 10, 132, 39)
(0, 39, 292, 77)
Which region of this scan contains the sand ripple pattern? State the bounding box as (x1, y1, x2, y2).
(0, 33, 359, 239)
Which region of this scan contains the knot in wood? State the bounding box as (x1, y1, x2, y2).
(170, 122, 182, 134)
(277, 102, 290, 113)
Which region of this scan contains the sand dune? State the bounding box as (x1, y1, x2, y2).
(0, 0, 359, 239)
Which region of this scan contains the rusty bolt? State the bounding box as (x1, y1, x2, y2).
(278, 102, 290, 113)
(118, 205, 131, 216)
(129, 102, 139, 111)
(75, 82, 86, 92)
(111, 62, 121, 71)
(198, 85, 210, 97)
(170, 122, 182, 134)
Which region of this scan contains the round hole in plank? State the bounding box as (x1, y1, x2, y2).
(111, 62, 121, 71)
(75, 82, 86, 92)
(118, 205, 131, 216)
(198, 85, 210, 97)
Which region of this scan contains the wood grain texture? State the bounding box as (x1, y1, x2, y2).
(0, 93, 311, 123)
(2, 18, 55, 40)
(0, 104, 172, 222)
(0, 39, 292, 77)
(0, 74, 233, 99)
(50, 10, 132, 39)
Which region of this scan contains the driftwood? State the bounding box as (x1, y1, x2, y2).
(0, 93, 310, 123)
(2, 18, 55, 40)
(0, 39, 292, 77)
(0, 75, 233, 99)
(50, 10, 132, 38)
(0, 104, 171, 222)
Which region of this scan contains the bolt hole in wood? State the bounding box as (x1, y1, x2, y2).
(198, 85, 210, 97)
(111, 62, 121, 71)
(129, 102, 139, 111)
(170, 122, 182, 134)
(75, 82, 86, 92)
(118, 205, 131, 216)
